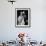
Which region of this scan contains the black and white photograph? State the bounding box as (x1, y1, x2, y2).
(15, 8, 31, 28)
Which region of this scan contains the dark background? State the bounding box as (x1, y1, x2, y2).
(17, 10, 28, 25)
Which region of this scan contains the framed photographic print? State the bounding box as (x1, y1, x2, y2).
(15, 8, 31, 28)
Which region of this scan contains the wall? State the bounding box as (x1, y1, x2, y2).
(0, 0, 46, 42)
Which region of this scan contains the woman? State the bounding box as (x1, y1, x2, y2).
(17, 11, 25, 25)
